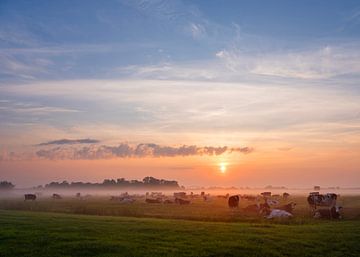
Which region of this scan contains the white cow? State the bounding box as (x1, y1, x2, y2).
(119, 198, 135, 204)
(266, 209, 293, 219)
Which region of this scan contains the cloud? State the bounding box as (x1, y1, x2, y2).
(33, 143, 253, 160)
(38, 138, 100, 146)
(120, 0, 211, 40)
(188, 23, 206, 39)
(216, 45, 360, 79)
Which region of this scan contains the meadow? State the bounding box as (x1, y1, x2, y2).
(1, 210, 360, 257)
(1, 193, 360, 256)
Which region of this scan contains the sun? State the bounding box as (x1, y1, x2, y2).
(219, 162, 227, 174)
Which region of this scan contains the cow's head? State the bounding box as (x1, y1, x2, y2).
(335, 206, 343, 212)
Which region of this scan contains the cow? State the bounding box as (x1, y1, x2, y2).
(282, 192, 290, 200)
(266, 209, 293, 219)
(314, 206, 342, 219)
(52, 193, 62, 200)
(110, 196, 123, 201)
(241, 195, 258, 201)
(228, 195, 240, 208)
(175, 198, 190, 205)
(145, 198, 162, 204)
(217, 194, 229, 199)
(24, 194, 36, 201)
(278, 202, 296, 214)
(174, 192, 187, 198)
(266, 199, 279, 206)
(307, 193, 337, 209)
(243, 203, 260, 212)
(76, 192, 81, 198)
(119, 198, 135, 204)
(243, 202, 270, 215)
(261, 192, 272, 198)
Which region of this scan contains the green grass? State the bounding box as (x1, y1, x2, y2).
(1, 210, 360, 257)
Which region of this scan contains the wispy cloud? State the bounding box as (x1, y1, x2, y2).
(114, 43, 360, 81)
(119, 0, 212, 40)
(0, 100, 81, 115)
(0, 142, 253, 161)
(216, 44, 360, 79)
(35, 143, 253, 160)
(38, 138, 100, 146)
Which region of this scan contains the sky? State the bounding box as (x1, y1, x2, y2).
(0, 0, 360, 188)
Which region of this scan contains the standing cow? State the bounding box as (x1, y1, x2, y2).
(307, 193, 337, 209)
(24, 194, 36, 201)
(228, 195, 240, 208)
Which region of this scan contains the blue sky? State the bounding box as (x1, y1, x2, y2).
(1, 0, 360, 187)
(1, 0, 360, 81)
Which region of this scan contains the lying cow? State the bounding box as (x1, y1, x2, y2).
(228, 195, 240, 208)
(145, 198, 162, 204)
(175, 198, 190, 205)
(52, 193, 62, 200)
(278, 202, 296, 214)
(241, 195, 258, 201)
(266, 209, 293, 219)
(119, 198, 135, 204)
(24, 194, 36, 201)
(216, 194, 229, 199)
(110, 196, 123, 201)
(314, 206, 342, 219)
(243, 202, 270, 215)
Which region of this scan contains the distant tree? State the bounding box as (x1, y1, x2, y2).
(143, 176, 160, 185)
(0, 181, 15, 190)
(41, 177, 180, 189)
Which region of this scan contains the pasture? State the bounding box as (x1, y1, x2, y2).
(1, 210, 360, 257)
(0, 193, 360, 222)
(1, 193, 360, 256)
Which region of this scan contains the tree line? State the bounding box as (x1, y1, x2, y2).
(0, 181, 15, 190)
(38, 176, 180, 189)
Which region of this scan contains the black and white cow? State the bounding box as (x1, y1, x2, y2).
(314, 206, 342, 219)
(307, 193, 337, 209)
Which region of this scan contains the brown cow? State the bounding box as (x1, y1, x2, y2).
(175, 198, 190, 205)
(278, 202, 296, 214)
(228, 195, 240, 208)
(52, 193, 62, 199)
(145, 198, 162, 203)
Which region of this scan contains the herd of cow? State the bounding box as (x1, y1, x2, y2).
(227, 191, 342, 219)
(23, 191, 342, 219)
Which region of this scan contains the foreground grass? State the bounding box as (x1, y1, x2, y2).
(1, 210, 360, 257)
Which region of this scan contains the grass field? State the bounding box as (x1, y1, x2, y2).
(1, 209, 360, 257)
(1, 194, 360, 256)
(1, 194, 360, 222)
